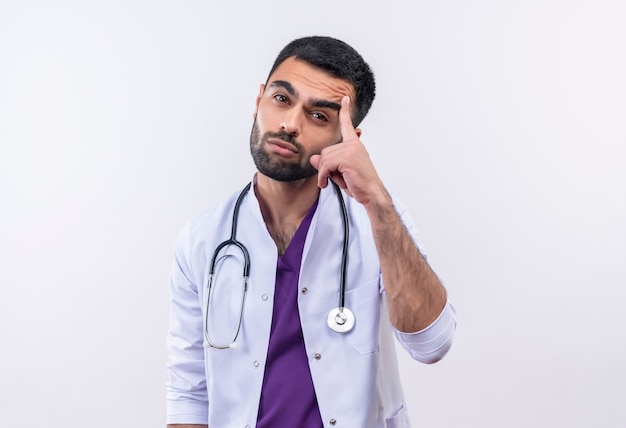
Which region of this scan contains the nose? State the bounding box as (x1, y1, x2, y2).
(280, 109, 301, 136)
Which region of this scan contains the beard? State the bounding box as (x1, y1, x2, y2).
(249, 120, 318, 182)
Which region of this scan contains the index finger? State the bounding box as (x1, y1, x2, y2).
(339, 96, 358, 140)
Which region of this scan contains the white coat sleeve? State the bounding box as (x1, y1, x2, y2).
(393, 300, 457, 364)
(388, 194, 458, 364)
(166, 223, 209, 424)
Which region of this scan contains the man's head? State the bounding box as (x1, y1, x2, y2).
(250, 36, 375, 182)
(266, 36, 376, 127)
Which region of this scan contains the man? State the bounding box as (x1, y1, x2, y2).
(166, 36, 456, 428)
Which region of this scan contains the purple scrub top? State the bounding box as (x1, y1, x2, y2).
(256, 200, 323, 428)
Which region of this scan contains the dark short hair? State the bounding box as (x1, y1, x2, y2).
(267, 36, 376, 127)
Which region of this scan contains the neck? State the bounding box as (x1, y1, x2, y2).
(254, 173, 320, 256)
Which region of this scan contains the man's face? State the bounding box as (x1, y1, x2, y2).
(250, 57, 356, 182)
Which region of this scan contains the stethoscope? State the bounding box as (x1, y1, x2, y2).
(204, 181, 355, 349)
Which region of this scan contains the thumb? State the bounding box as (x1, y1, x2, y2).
(309, 154, 321, 170)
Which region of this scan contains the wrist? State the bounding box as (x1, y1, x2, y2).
(363, 186, 396, 223)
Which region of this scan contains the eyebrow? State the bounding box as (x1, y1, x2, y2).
(310, 99, 341, 111)
(270, 80, 297, 97)
(269, 80, 341, 112)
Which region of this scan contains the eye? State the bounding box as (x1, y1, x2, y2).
(273, 94, 289, 103)
(311, 112, 328, 122)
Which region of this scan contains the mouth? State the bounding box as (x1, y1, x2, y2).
(266, 138, 298, 157)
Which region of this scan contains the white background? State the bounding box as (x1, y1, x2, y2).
(1, 1, 625, 426)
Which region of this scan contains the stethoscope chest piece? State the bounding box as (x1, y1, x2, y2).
(327, 307, 355, 333)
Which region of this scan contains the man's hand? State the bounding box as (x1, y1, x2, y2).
(309, 96, 388, 209)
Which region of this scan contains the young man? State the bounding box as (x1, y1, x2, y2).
(166, 36, 456, 428)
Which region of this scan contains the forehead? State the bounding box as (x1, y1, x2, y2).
(267, 57, 356, 102)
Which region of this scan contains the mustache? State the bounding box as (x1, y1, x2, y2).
(263, 130, 301, 149)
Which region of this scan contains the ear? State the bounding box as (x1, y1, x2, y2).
(355, 128, 362, 138)
(254, 84, 265, 116)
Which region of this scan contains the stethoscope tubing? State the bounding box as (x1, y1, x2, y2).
(204, 180, 352, 349)
(333, 182, 349, 313)
(209, 182, 252, 278)
(204, 182, 251, 349)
